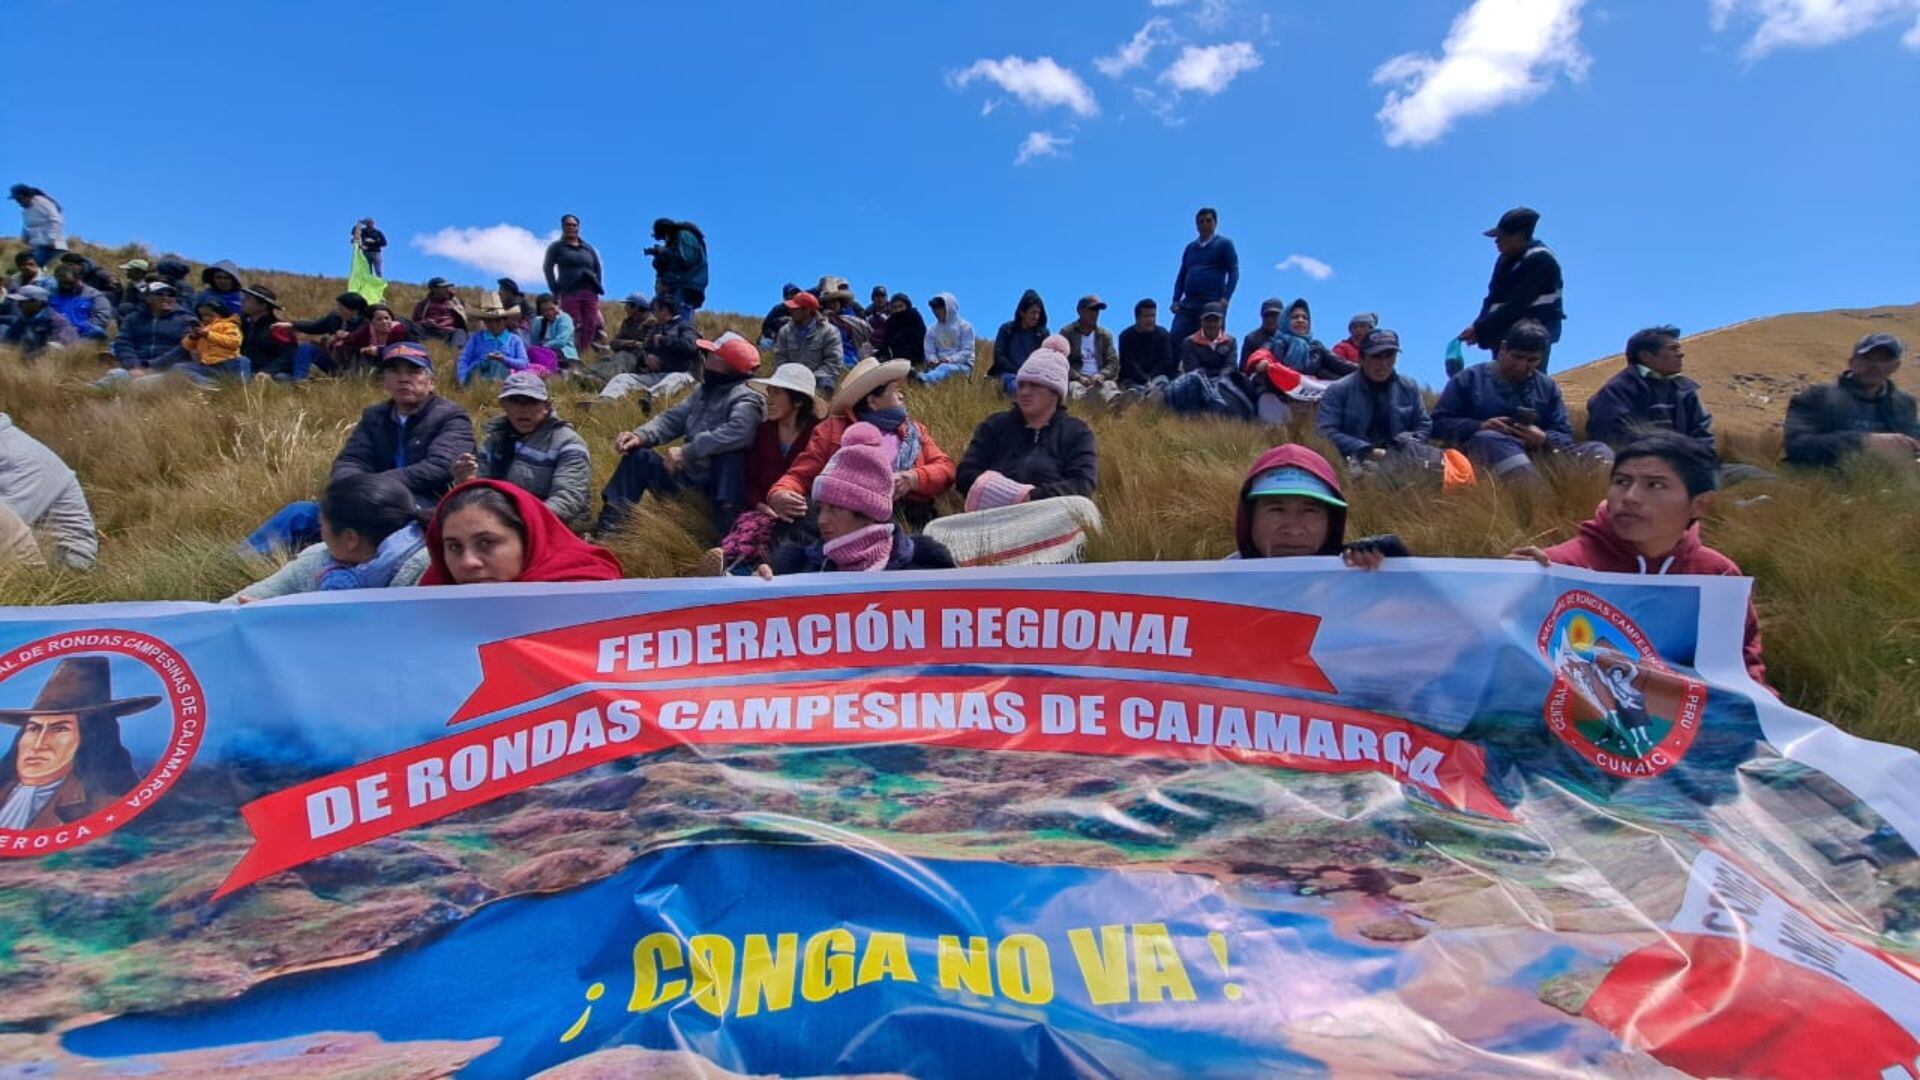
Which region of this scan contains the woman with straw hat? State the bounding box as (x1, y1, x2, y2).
(764, 356, 953, 529)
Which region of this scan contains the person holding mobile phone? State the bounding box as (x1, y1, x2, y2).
(1431, 319, 1612, 483)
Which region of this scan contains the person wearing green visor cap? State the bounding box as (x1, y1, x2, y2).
(1231, 445, 1408, 568)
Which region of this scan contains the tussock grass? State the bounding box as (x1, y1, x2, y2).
(3, 243, 1916, 745)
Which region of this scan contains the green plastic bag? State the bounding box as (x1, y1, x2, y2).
(348, 246, 387, 304)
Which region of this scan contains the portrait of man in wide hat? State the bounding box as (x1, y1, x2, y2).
(0, 656, 159, 830)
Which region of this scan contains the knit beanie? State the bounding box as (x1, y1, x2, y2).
(1016, 347, 1071, 399)
(813, 422, 896, 522)
(1041, 333, 1071, 353)
(966, 469, 1036, 512)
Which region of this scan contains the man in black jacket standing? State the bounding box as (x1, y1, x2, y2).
(1462, 207, 1564, 367)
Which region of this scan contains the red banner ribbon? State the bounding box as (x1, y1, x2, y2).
(446, 589, 1333, 724)
(214, 674, 1503, 897)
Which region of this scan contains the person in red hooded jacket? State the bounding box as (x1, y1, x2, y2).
(1513, 431, 1771, 690)
(422, 480, 622, 586)
(1232, 445, 1408, 567)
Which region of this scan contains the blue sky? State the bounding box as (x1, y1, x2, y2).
(6, 0, 1915, 384)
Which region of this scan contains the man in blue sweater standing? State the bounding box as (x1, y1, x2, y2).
(1170, 207, 1238, 347)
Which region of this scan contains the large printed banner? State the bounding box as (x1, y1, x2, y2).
(1, 560, 1918, 1078)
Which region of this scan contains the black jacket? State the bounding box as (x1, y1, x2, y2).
(881, 303, 928, 364)
(759, 301, 792, 343)
(241, 314, 298, 379)
(1117, 325, 1175, 386)
(956, 407, 1099, 501)
(331, 394, 476, 509)
(1472, 241, 1564, 357)
(1783, 374, 1920, 467)
(990, 289, 1049, 379)
(1585, 364, 1715, 452)
(770, 526, 956, 575)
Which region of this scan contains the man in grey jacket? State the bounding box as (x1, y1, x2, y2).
(772, 291, 844, 393)
(0, 414, 98, 570)
(594, 334, 766, 536)
(454, 372, 593, 529)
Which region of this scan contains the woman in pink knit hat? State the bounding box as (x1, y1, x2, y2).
(758, 423, 955, 576)
(955, 346, 1099, 512)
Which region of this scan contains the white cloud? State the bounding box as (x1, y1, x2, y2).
(1275, 255, 1335, 281)
(1710, 0, 1920, 57)
(1014, 130, 1071, 165)
(411, 224, 556, 283)
(1372, 0, 1589, 149)
(1097, 17, 1178, 78)
(951, 56, 1099, 117)
(1159, 42, 1263, 95)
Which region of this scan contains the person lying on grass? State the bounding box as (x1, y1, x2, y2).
(229, 473, 430, 603)
(1512, 431, 1770, 689)
(1232, 445, 1407, 569)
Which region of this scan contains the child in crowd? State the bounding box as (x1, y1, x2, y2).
(759, 423, 955, 576)
(229, 473, 430, 602)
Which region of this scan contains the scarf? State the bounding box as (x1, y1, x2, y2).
(856, 406, 920, 471)
(1270, 330, 1315, 375)
(824, 521, 895, 572)
(317, 522, 425, 591)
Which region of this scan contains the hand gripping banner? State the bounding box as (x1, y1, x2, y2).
(2, 560, 1918, 1079)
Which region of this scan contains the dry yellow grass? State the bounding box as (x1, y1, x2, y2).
(2, 241, 1916, 747)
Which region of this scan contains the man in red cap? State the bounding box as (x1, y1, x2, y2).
(772, 291, 844, 394)
(594, 333, 766, 536)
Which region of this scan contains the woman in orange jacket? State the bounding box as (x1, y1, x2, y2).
(765, 357, 954, 528)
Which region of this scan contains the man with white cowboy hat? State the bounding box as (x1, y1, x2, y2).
(456, 293, 533, 385)
(0, 657, 159, 830)
(815, 275, 871, 366)
(765, 355, 954, 527)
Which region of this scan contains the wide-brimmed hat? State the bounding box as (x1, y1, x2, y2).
(814, 275, 855, 305)
(241, 285, 281, 310)
(0, 657, 161, 725)
(118, 258, 151, 273)
(473, 292, 520, 320)
(829, 357, 912, 416)
(750, 363, 827, 419)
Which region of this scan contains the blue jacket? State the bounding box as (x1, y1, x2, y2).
(533, 311, 578, 361)
(1431, 362, 1573, 448)
(457, 329, 532, 384)
(46, 283, 112, 339)
(110, 304, 198, 368)
(1, 306, 78, 355)
(1173, 235, 1239, 310)
(1315, 372, 1433, 459)
(1584, 364, 1714, 452)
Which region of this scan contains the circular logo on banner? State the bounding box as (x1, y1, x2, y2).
(0, 630, 203, 856)
(1538, 592, 1707, 779)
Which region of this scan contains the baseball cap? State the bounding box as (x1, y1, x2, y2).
(497, 371, 550, 401)
(1853, 333, 1904, 360)
(6, 285, 49, 303)
(1200, 301, 1226, 320)
(1076, 294, 1108, 312)
(1483, 207, 1540, 237)
(426, 276, 453, 289)
(1361, 329, 1401, 357)
(1247, 465, 1347, 509)
(379, 342, 433, 369)
(143, 280, 178, 296)
(698, 331, 762, 375)
(784, 291, 821, 311)
(118, 258, 151, 272)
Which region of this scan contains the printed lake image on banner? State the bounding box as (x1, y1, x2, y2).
(1, 560, 1917, 1078)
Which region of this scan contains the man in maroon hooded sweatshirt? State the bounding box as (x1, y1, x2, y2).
(1514, 432, 1771, 690)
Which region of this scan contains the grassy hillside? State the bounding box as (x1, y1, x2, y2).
(1555, 302, 1920, 430)
(3, 241, 1917, 747)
